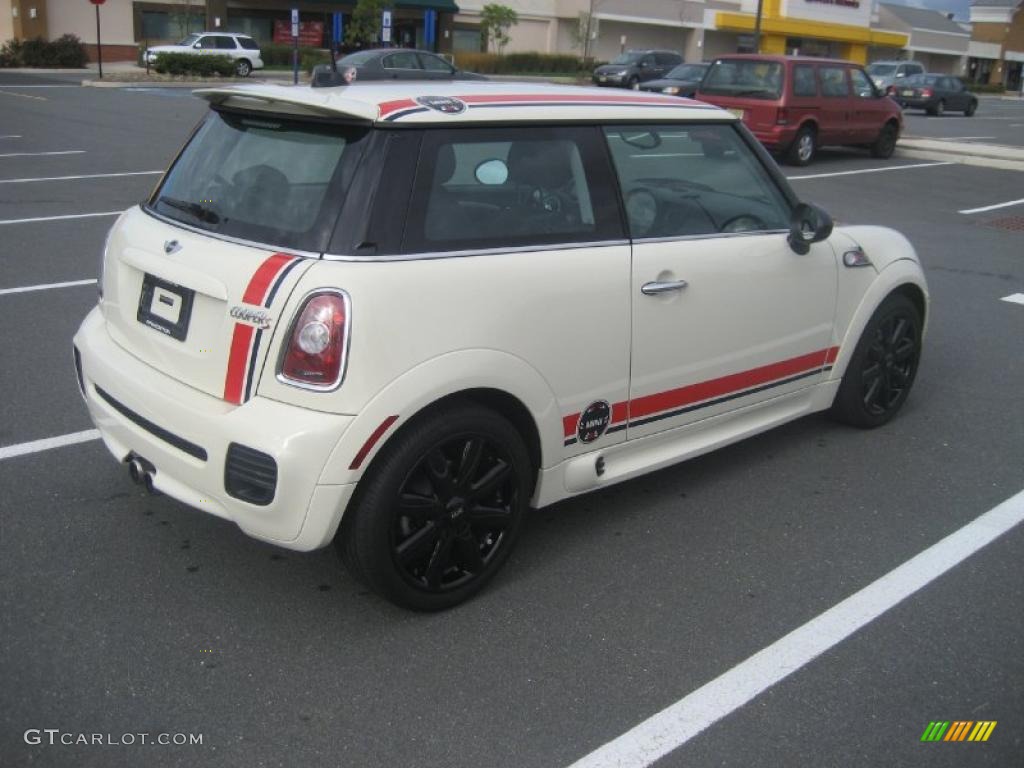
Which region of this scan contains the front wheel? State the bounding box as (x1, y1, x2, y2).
(338, 403, 532, 611)
(871, 122, 898, 159)
(831, 293, 922, 429)
(627, 76, 639, 90)
(964, 99, 977, 117)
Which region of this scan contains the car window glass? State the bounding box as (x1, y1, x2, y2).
(404, 127, 622, 252)
(215, 37, 237, 50)
(820, 67, 849, 97)
(949, 78, 963, 92)
(642, 55, 655, 66)
(603, 124, 789, 239)
(702, 60, 784, 99)
(896, 66, 906, 77)
(792, 65, 817, 97)
(850, 68, 875, 98)
(196, 36, 217, 49)
(153, 112, 364, 252)
(237, 37, 259, 50)
(419, 53, 452, 72)
(384, 52, 421, 69)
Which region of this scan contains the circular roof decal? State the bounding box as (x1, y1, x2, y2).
(415, 95, 467, 115)
(578, 401, 611, 444)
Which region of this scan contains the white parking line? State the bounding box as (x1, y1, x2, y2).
(0, 134, 22, 139)
(958, 198, 1024, 214)
(934, 136, 996, 140)
(0, 170, 162, 185)
(0, 84, 79, 88)
(0, 429, 101, 461)
(786, 161, 954, 181)
(0, 150, 85, 158)
(0, 279, 97, 296)
(567, 487, 1024, 768)
(0, 211, 121, 226)
(1001, 293, 1024, 305)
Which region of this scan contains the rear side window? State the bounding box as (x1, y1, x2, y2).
(419, 53, 452, 72)
(820, 67, 849, 97)
(384, 52, 420, 69)
(850, 68, 876, 98)
(792, 65, 817, 97)
(150, 111, 367, 252)
(237, 37, 259, 50)
(215, 37, 237, 50)
(656, 53, 681, 65)
(196, 36, 217, 49)
(603, 124, 790, 239)
(702, 60, 784, 99)
(403, 126, 622, 253)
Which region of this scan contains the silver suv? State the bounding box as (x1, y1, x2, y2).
(866, 60, 925, 95)
(144, 32, 265, 77)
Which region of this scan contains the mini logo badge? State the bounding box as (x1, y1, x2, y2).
(163, 239, 181, 255)
(578, 401, 611, 444)
(229, 305, 272, 330)
(415, 95, 467, 115)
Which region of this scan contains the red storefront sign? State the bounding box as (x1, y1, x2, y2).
(273, 20, 324, 46)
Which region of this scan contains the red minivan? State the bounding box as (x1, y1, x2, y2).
(695, 54, 903, 166)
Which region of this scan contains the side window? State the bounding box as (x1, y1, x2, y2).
(820, 66, 849, 97)
(910, 64, 924, 76)
(215, 37, 237, 50)
(642, 55, 655, 67)
(195, 36, 217, 49)
(419, 53, 452, 72)
(237, 37, 260, 51)
(949, 78, 964, 92)
(895, 65, 907, 78)
(383, 52, 420, 70)
(850, 68, 876, 98)
(603, 124, 790, 239)
(403, 127, 623, 253)
(792, 65, 817, 97)
(655, 53, 678, 66)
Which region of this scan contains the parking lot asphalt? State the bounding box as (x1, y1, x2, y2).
(901, 96, 1024, 147)
(1, 75, 1022, 768)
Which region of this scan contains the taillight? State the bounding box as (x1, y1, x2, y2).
(776, 107, 789, 125)
(921, 88, 933, 98)
(278, 291, 349, 390)
(886, 85, 895, 96)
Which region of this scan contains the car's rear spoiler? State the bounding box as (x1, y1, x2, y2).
(193, 85, 377, 123)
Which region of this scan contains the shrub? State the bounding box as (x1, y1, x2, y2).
(152, 52, 236, 77)
(966, 82, 1006, 94)
(0, 35, 87, 68)
(453, 51, 599, 75)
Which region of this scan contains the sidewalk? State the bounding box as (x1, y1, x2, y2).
(897, 137, 1024, 172)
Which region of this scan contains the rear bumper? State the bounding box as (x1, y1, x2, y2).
(73, 306, 355, 551)
(899, 97, 935, 110)
(748, 124, 798, 152)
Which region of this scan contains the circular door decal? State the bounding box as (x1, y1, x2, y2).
(415, 96, 467, 115)
(577, 401, 611, 444)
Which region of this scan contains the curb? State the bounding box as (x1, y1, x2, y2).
(898, 137, 1024, 162)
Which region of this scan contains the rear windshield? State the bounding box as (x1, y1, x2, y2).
(701, 60, 784, 99)
(866, 64, 896, 76)
(237, 37, 259, 50)
(904, 75, 938, 86)
(666, 64, 707, 81)
(149, 111, 366, 252)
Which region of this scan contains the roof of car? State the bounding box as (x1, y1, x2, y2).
(710, 54, 858, 65)
(194, 80, 731, 125)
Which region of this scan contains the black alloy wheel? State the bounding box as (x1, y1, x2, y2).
(831, 293, 922, 428)
(339, 403, 531, 611)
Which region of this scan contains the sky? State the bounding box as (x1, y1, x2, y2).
(881, 0, 972, 22)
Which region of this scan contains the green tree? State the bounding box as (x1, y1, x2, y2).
(480, 4, 518, 54)
(347, 0, 386, 48)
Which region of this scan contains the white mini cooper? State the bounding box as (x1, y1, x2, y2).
(74, 81, 928, 610)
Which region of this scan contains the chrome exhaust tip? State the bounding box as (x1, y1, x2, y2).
(142, 472, 157, 495)
(128, 457, 145, 485)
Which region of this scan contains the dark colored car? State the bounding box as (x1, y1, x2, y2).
(638, 62, 709, 97)
(337, 48, 486, 81)
(894, 74, 978, 116)
(592, 50, 683, 89)
(695, 54, 903, 166)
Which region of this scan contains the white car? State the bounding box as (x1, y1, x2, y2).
(73, 81, 928, 610)
(144, 32, 264, 77)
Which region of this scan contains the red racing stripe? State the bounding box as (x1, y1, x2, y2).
(378, 98, 418, 118)
(458, 93, 685, 107)
(630, 349, 835, 420)
(349, 415, 400, 470)
(223, 323, 254, 405)
(242, 253, 295, 305)
(824, 346, 839, 364)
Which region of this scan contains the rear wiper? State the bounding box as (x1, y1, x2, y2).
(158, 196, 220, 225)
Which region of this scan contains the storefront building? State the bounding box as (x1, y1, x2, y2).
(968, 0, 1024, 90)
(873, 3, 969, 74)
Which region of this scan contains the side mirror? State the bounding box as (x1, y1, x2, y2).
(788, 202, 833, 255)
(194, 43, 202, 49)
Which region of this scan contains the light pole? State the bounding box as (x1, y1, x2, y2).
(753, 0, 764, 53)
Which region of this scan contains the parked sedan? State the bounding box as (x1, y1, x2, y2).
(337, 48, 486, 81)
(638, 62, 709, 97)
(895, 74, 977, 116)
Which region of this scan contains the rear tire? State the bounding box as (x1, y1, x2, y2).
(831, 293, 922, 429)
(786, 126, 817, 166)
(627, 76, 639, 90)
(870, 122, 898, 159)
(964, 99, 977, 117)
(235, 59, 252, 77)
(928, 99, 944, 116)
(338, 402, 532, 611)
